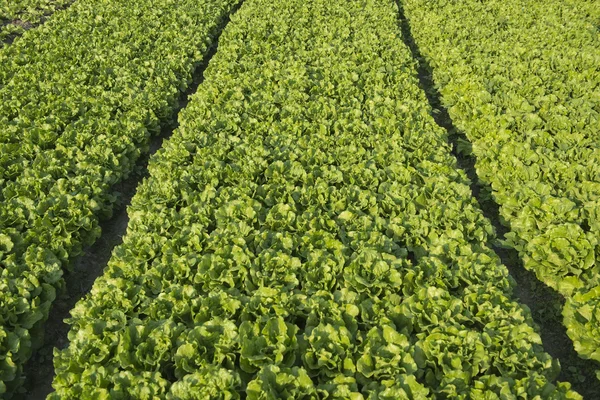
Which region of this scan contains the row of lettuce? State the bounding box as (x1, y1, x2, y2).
(49, 0, 580, 397)
(0, 0, 72, 42)
(0, 0, 240, 395)
(401, 0, 600, 379)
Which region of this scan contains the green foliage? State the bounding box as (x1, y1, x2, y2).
(50, 0, 580, 397)
(564, 285, 600, 365)
(0, 0, 72, 41)
(0, 0, 239, 395)
(401, 0, 600, 376)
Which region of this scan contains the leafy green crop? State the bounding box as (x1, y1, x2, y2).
(0, 0, 72, 42)
(0, 0, 239, 395)
(401, 0, 600, 377)
(50, 0, 580, 397)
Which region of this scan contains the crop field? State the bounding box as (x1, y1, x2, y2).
(0, 0, 72, 42)
(0, 0, 599, 398)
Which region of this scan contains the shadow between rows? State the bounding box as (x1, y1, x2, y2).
(395, 0, 600, 398)
(22, 2, 244, 398)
